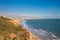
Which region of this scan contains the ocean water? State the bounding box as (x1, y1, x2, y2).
(20, 19, 60, 40)
(26, 19, 60, 37)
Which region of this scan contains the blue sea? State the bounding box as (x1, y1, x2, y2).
(20, 19, 60, 40)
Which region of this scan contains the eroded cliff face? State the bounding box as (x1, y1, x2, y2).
(0, 16, 27, 40)
(8, 20, 19, 27)
(0, 16, 41, 40)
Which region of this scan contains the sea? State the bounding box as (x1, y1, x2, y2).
(20, 19, 60, 40)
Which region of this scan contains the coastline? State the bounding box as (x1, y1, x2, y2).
(26, 29, 42, 40)
(19, 19, 60, 40)
(9, 18, 42, 40)
(20, 19, 52, 40)
(0, 16, 60, 40)
(14, 18, 60, 40)
(19, 19, 42, 40)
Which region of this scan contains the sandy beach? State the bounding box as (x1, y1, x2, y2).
(26, 29, 42, 40)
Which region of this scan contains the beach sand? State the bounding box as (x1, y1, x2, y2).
(28, 30, 42, 40)
(24, 29, 42, 40)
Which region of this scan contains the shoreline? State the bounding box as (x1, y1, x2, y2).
(0, 16, 60, 40)
(19, 19, 60, 40)
(20, 20, 52, 40)
(15, 18, 60, 40)
(25, 29, 42, 40)
(19, 19, 42, 40)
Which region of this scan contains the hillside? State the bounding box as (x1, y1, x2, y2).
(0, 16, 27, 40)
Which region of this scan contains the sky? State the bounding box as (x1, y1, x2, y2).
(0, 0, 60, 19)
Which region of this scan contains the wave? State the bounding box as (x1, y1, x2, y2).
(20, 20, 60, 40)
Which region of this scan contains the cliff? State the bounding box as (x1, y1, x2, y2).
(0, 16, 27, 40)
(0, 16, 42, 40)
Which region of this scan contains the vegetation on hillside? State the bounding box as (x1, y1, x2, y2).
(0, 16, 27, 40)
